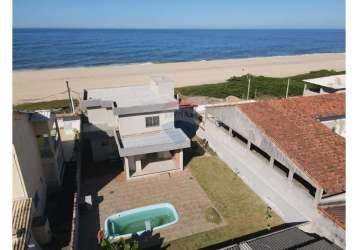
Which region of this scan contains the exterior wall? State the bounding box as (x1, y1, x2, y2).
(173, 150, 183, 170)
(13, 113, 47, 217)
(321, 118, 345, 137)
(12, 148, 28, 199)
(118, 111, 174, 136)
(34, 118, 66, 190)
(90, 136, 117, 162)
(200, 112, 345, 248)
(87, 108, 117, 127)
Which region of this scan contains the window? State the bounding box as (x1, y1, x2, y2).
(232, 130, 248, 145)
(34, 192, 40, 208)
(273, 160, 289, 177)
(145, 116, 160, 127)
(293, 173, 316, 197)
(250, 143, 270, 162)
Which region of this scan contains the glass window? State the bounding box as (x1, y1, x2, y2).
(145, 116, 160, 127)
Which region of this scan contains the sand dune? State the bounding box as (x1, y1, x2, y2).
(13, 53, 345, 104)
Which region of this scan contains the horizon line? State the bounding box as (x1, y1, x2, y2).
(13, 27, 346, 30)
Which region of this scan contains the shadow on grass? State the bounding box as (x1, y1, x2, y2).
(131, 230, 170, 250)
(199, 222, 307, 250)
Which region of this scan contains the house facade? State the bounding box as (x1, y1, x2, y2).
(29, 110, 66, 190)
(200, 93, 345, 248)
(13, 111, 58, 245)
(80, 78, 190, 179)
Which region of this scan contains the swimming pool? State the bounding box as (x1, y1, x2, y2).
(104, 203, 179, 240)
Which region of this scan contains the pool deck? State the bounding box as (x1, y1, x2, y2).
(78, 161, 224, 249)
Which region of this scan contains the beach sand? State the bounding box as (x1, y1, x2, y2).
(13, 53, 345, 104)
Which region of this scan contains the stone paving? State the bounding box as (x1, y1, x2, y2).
(79, 162, 224, 249)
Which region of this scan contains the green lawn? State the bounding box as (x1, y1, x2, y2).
(175, 70, 345, 100)
(167, 153, 283, 249)
(14, 99, 79, 112)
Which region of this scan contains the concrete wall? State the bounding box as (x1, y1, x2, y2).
(321, 118, 345, 138)
(118, 111, 174, 136)
(87, 107, 117, 127)
(13, 112, 47, 217)
(90, 137, 117, 162)
(12, 148, 28, 198)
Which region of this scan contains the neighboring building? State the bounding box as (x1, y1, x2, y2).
(201, 93, 345, 247)
(29, 111, 66, 190)
(13, 111, 57, 245)
(56, 114, 81, 162)
(303, 74, 345, 96)
(80, 78, 190, 179)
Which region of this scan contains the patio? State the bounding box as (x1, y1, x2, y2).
(78, 160, 224, 249)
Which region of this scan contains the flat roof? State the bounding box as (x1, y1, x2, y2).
(85, 83, 176, 108)
(115, 128, 190, 156)
(304, 74, 345, 90)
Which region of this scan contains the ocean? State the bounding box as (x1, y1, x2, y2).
(13, 29, 345, 70)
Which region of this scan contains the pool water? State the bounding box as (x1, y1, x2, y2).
(105, 203, 179, 239)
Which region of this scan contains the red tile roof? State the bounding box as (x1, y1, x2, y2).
(319, 205, 345, 229)
(239, 93, 345, 195)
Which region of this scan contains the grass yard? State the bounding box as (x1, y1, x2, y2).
(167, 154, 283, 250)
(14, 99, 79, 112)
(175, 70, 345, 100)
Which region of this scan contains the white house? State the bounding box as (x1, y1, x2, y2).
(303, 74, 345, 96)
(80, 78, 190, 179)
(200, 93, 345, 248)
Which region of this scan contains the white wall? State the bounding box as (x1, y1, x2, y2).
(13, 112, 47, 217)
(118, 112, 174, 136)
(321, 118, 345, 138)
(87, 108, 117, 127)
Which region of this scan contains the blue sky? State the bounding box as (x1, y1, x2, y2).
(13, 0, 345, 29)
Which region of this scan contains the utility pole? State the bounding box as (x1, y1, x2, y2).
(247, 76, 251, 100)
(66, 81, 75, 113)
(285, 79, 290, 98)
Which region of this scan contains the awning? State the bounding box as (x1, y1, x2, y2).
(114, 128, 190, 157)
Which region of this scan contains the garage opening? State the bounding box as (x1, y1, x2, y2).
(293, 173, 316, 197)
(250, 143, 270, 162)
(273, 160, 289, 177)
(232, 130, 248, 145)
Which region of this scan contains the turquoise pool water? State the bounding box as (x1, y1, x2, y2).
(105, 203, 178, 240)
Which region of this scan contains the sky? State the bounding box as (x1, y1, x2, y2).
(13, 0, 345, 29)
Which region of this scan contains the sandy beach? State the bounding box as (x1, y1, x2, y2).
(13, 53, 345, 104)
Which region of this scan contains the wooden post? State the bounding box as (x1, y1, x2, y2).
(285, 79, 290, 98)
(247, 77, 251, 100)
(66, 81, 75, 113)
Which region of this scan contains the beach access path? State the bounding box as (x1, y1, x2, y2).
(13, 53, 345, 104)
